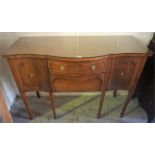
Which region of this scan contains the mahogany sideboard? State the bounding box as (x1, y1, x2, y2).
(1, 36, 150, 120)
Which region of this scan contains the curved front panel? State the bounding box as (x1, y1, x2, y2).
(51, 74, 104, 92)
(48, 59, 108, 76)
(48, 58, 109, 92)
(7, 54, 147, 93)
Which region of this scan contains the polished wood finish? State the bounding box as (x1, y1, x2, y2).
(8, 58, 49, 91)
(97, 58, 112, 118)
(49, 92, 56, 119)
(2, 36, 148, 57)
(0, 89, 13, 123)
(7, 57, 56, 119)
(120, 56, 148, 117)
(48, 57, 110, 92)
(2, 36, 149, 119)
(108, 54, 145, 90)
(48, 60, 107, 76)
(20, 91, 32, 119)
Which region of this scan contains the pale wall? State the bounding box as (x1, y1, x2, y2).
(0, 32, 153, 109)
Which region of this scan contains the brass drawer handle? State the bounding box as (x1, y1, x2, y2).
(120, 72, 124, 76)
(29, 73, 34, 79)
(92, 65, 96, 70)
(60, 65, 65, 71)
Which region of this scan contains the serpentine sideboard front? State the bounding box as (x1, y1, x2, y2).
(2, 36, 150, 119)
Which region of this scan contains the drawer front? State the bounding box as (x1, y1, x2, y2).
(8, 58, 49, 91)
(51, 74, 104, 92)
(48, 60, 107, 76)
(108, 56, 143, 90)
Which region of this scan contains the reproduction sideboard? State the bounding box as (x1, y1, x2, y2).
(1, 36, 150, 120)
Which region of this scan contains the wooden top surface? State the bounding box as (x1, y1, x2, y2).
(2, 36, 148, 58)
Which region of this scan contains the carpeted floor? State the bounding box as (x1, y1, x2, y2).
(10, 91, 151, 123)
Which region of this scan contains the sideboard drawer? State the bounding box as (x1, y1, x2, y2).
(8, 58, 49, 91)
(51, 74, 105, 92)
(48, 60, 108, 76)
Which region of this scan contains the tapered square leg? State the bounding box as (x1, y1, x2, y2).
(49, 92, 56, 119)
(120, 90, 134, 117)
(20, 92, 33, 119)
(113, 90, 117, 97)
(97, 91, 106, 119)
(36, 91, 41, 98)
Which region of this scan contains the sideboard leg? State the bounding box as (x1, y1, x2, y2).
(113, 90, 117, 97)
(120, 90, 134, 117)
(36, 91, 40, 98)
(20, 92, 33, 119)
(97, 91, 106, 119)
(49, 92, 56, 119)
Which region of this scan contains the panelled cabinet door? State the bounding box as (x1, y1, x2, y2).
(8, 58, 49, 91)
(108, 56, 144, 90)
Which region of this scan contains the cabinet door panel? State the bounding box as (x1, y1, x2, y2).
(8, 58, 49, 91)
(108, 56, 143, 90)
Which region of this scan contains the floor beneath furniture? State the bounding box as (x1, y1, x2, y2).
(10, 91, 154, 123)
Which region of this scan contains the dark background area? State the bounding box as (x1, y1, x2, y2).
(133, 33, 155, 122)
